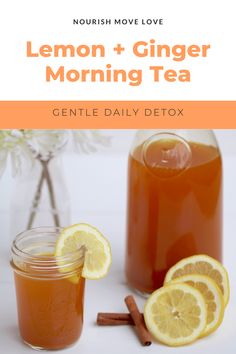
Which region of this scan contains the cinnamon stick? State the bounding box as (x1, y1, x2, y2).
(97, 316, 132, 326)
(97, 313, 135, 325)
(124, 295, 152, 346)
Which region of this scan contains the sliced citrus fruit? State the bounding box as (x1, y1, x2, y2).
(55, 223, 112, 279)
(169, 274, 224, 336)
(164, 255, 230, 306)
(144, 283, 207, 346)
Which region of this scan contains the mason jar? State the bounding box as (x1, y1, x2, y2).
(10, 226, 85, 350)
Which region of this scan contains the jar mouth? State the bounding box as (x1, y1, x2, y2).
(142, 132, 192, 179)
(10, 226, 85, 280)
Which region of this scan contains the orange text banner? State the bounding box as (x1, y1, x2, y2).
(0, 101, 235, 128)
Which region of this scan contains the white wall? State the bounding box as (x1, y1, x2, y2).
(102, 129, 236, 156)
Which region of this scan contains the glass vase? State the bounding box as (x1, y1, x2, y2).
(10, 153, 70, 238)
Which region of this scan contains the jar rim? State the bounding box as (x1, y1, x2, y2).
(10, 226, 85, 280)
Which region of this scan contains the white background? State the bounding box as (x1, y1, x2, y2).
(0, 130, 236, 353)
(0, 0, 236, 100)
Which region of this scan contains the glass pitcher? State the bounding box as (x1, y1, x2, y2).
(125, 130, 222, 296)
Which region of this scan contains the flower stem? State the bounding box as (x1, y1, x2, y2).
(27, 168, 45, 229)
(41, 159, 60, 227)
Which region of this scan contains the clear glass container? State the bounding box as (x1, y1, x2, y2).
(10, 227, 85, 351)
(10, 154, 70, 238)
(125, 129, 222, 295)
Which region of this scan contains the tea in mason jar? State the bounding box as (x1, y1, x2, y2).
(11, 227, 85, 350)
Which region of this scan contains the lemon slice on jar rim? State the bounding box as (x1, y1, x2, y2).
(55, 223, 112, 280)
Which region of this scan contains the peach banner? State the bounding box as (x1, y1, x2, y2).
(0, 101, 235, 128)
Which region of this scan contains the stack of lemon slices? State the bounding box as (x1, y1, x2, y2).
(144, 255, 230, 346)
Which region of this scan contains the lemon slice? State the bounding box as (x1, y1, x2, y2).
(144, 283, 207, 346)
(55, 223, 112, 279)
(169, 274, 224, 336)
(164, 255, 230, 306)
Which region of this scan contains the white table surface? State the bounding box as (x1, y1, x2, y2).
(0, 153, 235, 353)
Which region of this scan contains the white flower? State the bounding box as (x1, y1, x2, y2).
(0, 129, 111, 177)
(0, 130, 33, 177)
(25, 130, 68, 160)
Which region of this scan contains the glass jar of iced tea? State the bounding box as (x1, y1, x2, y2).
(10, 227, 85, 350)
(125, 130, 222, 295)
